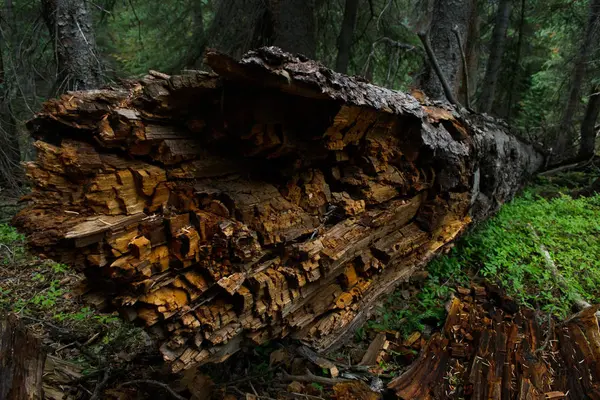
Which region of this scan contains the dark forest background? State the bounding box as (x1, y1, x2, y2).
(0, 0, 599, 191)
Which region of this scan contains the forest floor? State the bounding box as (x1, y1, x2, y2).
(1, 168, 599, 399)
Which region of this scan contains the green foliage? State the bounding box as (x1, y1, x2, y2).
(311, 382, 324, 392)
(31, 281, 65, 309)
(465, 191, 600, 317)
(0, 223, 26, 264)
(0, 223, 24, 244)
(369, 253, 469, 337)
(371, 187, 600, 337)
(98, 0, 208, 76)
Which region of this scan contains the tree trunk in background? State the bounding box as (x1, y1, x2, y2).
(335, 0, 359, 73)
(41, 0, 102, 92)
(0, 4, 21, 189)
(203, 0, 316, 61)
(555, 0, 600, 158)
(507, 0, 526, 123)
(479, 0, 512, 114)
(268, 0, 316, 58)
(180, 1, 205, 69)
(420, 0, 476, 101)
(458, 1, 479, 106)
(579, 85, 600, 159)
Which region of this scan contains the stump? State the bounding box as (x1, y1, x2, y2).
(0, 314, 45, 400)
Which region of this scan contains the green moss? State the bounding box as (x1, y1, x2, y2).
(371, 189, 600, 337)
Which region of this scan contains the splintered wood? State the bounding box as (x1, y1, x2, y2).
(388, 286, 600, 399)
(14, 47, 543, 372)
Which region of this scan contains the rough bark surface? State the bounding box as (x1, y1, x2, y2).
(420, 0, 475, 100)
(579, 85, 600, 159)
(335, 0, 359, 73)
(0, 5, 21, 188)
(0, 315, 45, 400)
(556, 0, 600, 158)
(41, 0, 102, 91)
(269, 0, 317, 58)
(479, 0, 511, 114)
(14, 47, 543, 373)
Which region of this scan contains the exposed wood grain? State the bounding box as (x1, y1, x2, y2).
(14, 47, 543, 372)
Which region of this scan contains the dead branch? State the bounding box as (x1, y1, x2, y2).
(119, 380, 187, 400)
(281, 370, 350, 386)
(451, 25, 471, 110)
(89, 369, 111, 400)
(417, 31, 460, 107)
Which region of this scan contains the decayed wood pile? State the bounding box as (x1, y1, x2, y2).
(13, 47, 543, 373)
(388, 285, 600, 399)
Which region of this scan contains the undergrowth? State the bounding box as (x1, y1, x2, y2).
(0, 222, 149, 367)
(370, 180, 600, 337)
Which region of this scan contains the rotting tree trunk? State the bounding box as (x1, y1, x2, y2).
(335, 0, 359, 74)
(579, 85, 600, 159)
(41, 0, 102, 92)
(555, 0, 600, 159)
(0, 315, 45, 400)
(13, 47, 543, 373)
(420, 0, 476, 100)
(479, 0, 512, 114)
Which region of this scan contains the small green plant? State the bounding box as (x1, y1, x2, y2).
(31, 281, 64, 309)
(370, 189, 600, 337)
(51, 263, 70, 274)
(0, 223, 24, 244)
(0, 223, 26, 264)
(311, 382, 324, 391)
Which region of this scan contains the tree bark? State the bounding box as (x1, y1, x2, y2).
(268, 0, 317, 58)
(507, 0, 527, 123)
(555, 0, 600, 158)
(479, 0, 512, 114)
(14, 47, 543, 374)
(41, 0, 102, 92)
(420, 0, 476, 101)
(579, 85, 600, 159)
(0, 315, 45, 400)
(335, 0, 359, 73)
(0, 4, 21, 189)
(179, 0, 205, 70)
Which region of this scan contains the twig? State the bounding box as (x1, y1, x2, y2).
(119, 380, 187, 400)
(527, 223, 592, 311)
(535, 312, 553, 355)
(281, 370, 350, 386)
(417, 31, 461, 107)
(291, 393, 327, 400)
(55, 341, 77, 353)
(82, 331, 102, 347)
(89, 369, 111, 400)
(376, 0, 392, 30)
(451, 25, 472, 110)
(20, 315, 71, 333)
(538, 156, 595, 176)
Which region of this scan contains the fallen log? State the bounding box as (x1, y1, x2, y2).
(13, 47, 543, 373)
